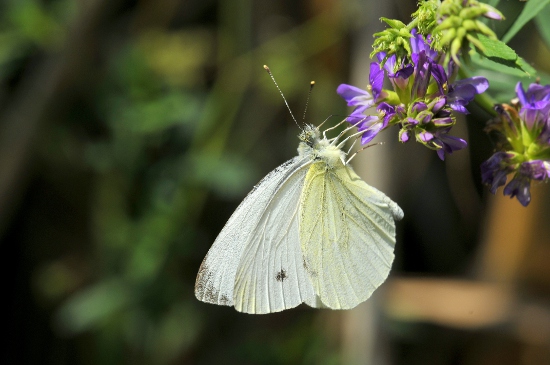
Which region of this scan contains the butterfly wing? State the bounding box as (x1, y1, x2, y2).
(299, 162, 403, 310)
(232, 160, 317, 313)
(195, 157, 314, 311)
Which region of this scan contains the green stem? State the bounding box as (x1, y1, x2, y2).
(407, 18, 419, 31)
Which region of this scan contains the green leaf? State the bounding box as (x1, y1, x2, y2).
(477, 34, 516, 59)
(534, 3, 550, 48)
(476, 34, 535, 75)
(502, 0, 550, 43)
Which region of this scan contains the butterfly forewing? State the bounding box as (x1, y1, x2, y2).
(195, 157, 311, 307)
(299, 162, 403, 309)
(233, 161, 316, 314)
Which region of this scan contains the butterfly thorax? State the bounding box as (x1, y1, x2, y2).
(298, 124, 345, 168)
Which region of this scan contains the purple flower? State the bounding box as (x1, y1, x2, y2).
(379, 101, 398, 120)
(337, 63, 387, 119)
(358, 117, 384, 144)
(431, 127, 468, 161)
(503, 174, 531, 207)
(376, 52, 413, 90)
(410, 29, 438, 61)
(417, 126, 467, 160)
(503, 161, 548, 207)
(480, 154, 549, 206)
(348, 102, 396, 144)
(447, 77, 489, 114)
(522, 160, 550, 181)
(418, 130, 434, 143)
(515, 82, 550, 129)
(424, 52, 488, 114)
(493, 158, 550, 207)
(411, 50, 432, 99)
(399, 130, 411, 142)
(481, 151, 512, 193)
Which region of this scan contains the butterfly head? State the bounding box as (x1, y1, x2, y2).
(298, 124, 345, 167)
(298, 124, 322, 147)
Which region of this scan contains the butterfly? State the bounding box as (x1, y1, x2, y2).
(195, 120, 404, 314)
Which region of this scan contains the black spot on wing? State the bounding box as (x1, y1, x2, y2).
(275, 269, 287, 282)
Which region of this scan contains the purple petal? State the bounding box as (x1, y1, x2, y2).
(410, 28, 438, 60)
(484, 10, 503, 20)
(433, 116, 453, 125)
(490, 170, 508, 193)
(355, 115, 379, 130)
(525, 83, 550, 102)
(522, 160, 550, 180)
(432, 97, 447, 112)
(406, 117, 419, 126)
(481, 151, 512, 187)
(352, 104, 370, 115)
(337, 84, 371, 105)
(449, 101, 469, 114)
(515, 82, 528, 106)
(369, 62, 385, 98)
(455, 77, 489, 94)
(432, 128, 467, 160)
(347, 112, 375, 125)
(399, 130, 410, 142)
(449, 83, 478, 102)
(377, 102, 395, 114)
(439, 134, 467, 152)
(360, 123, 383, 144)
(431, 63, 448, 95)
(418, 131, 434, 142)
(412, 51, 431, 99)
(395, 64, 414, 79)
(412, 101, 427, 112)
(377, 102, 396, 124)
(447, 60, 459, 80)
(377, 52, 396, 74)
(504, 177, 531, 206)
(520, 106, 542, 129)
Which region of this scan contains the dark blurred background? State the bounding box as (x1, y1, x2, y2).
(2, 0, 550, 364)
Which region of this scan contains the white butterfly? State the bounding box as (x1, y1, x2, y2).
(195, 122, 403, 314)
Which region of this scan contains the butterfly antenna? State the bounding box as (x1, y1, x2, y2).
(264, 65, 302, 130)
(302, 81, 315, 123)
(346, 142, 384, 165)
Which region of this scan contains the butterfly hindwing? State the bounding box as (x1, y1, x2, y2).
(299, 162, 403, 309)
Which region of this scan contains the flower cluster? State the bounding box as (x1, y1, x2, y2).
(338, 28, 489, 160)
(336, 0, 550, 207)
(481, 82, 550, 206)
